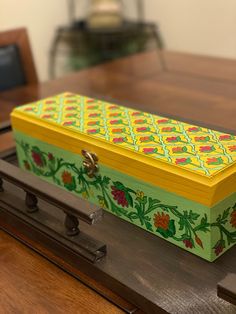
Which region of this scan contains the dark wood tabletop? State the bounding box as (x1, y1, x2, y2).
(1, 50, 236, 134)
(0, 230, 128, 314)
(0, 50, 236, 313)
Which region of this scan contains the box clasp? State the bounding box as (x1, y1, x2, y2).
(82, 150, 99, 178)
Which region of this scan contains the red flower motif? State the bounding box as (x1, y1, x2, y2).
(89, 113, 100, 118)
(111, 186, 128, 207)
(32, 151, 44, 167)
(134, 119, 146, 124)
(109, 112, 121, 117)
(183, 239, 193, 249)
(113, 137, 125, 143)
(132, 111, 141, 116)
(175, 157, 191, 165)
(62, 171, 73, 185)
(137, 127, 149, 132)
(140, 136, 153, 143)
(61, 171, 76, 191)
(219, 134, 232, 141)
(112, 128, 124, 134)
(87, 129, 99, 134)
(45, 107, 55, 111)
(66, 106, 76, 110)
(229, 145, 236, 152)
(188, 127, 200, 132)
(215, 245, 224, 256)
(42, 114, 52, 119)
(63, 121, 74, 126)
(87, 105, 97, 110)
(154, 213, 170, 230)
(207, 157, 218, 163)
(199, 146, 214, 153)
(157, 119, 169, 124)
(206, 157, 223, 165)
(195, 235, 203, 248)
(172, 147, 184, 153)
(45, 100, 55, 104)
(214, 241, 225, 256)
(143, 147, 156, 154)
(109, 105, 119, 110)
(230, 210, 236, 228)
(110, 119, 123, 125)
(48, 153, 54, 161)
(162, 127, 175, 132)
(66, 113, 76, 118)
(166, 136, 179, 142)
(194, 136, 207, 142)
(65, 100, 75, 104)
(87, 121, 99, 126)
(87, 99, 95, 103)
(24, 107, 33, 112)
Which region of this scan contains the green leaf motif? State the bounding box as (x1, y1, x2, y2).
(125, 191, 133, 207)
(156, 220, 176, 239)
(102, 176, 110, 187)
(213, 239, 225, 249)
(145, 221, 153, 231)
(188, 210, 200, 224)
(18, 139, 236, 258)
(216, 207, 230, 224)
(194, 214, 210, 233)
(147, 197, 160, 212)
(128, 212, 139, 221)
(178, 217, 185, 231)
(113, 181, 125, 191)
(222, 208, 230, 222)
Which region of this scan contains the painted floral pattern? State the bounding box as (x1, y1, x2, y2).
(154, 212, 176, 239)
(15, 93, 236, 177)
(18, 140, 236, 260)
(31, 147, 45, 167)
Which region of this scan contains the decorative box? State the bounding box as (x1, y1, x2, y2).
(11, 93, 236, 261)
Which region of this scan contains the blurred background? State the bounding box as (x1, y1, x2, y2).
(1, 0, 236, 81)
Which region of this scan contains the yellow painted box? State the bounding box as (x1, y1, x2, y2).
(11, 92, 236, 261)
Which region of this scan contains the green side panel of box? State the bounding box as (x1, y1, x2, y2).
(14, 130, 236, 261)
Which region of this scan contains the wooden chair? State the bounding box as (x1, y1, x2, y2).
(0, 28, 38, 92)
(0, 27, 38, 132)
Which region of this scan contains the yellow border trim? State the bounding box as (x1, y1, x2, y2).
(11, 111, 236, 207)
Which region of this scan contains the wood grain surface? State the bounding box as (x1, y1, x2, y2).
(0, 100, 16, 126)
(1, 181, 235, 314)
(0, 230, 125, 314)
(0, 132, 15, 159)
(0, 50, 236, 313)
(218, 273, 236, 306)
(1, 51, 236, 134)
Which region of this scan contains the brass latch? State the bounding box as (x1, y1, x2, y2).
(82, 150, 99, 178)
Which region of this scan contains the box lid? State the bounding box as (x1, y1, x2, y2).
(11, 92, 236, 207)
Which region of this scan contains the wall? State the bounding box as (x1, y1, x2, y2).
(0, 0, 69, 81)
(144, 0, 236, 59)
(1, 0, 236, 81)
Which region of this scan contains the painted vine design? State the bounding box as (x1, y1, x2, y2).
(19, 141, 236, 257)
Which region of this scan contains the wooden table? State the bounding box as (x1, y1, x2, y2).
(0, 50, 236, 313)
(0, 231, 126, 314)
(1, 50, 236, 133)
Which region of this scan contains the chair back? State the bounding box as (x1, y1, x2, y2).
(0, 28, 38, 92)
